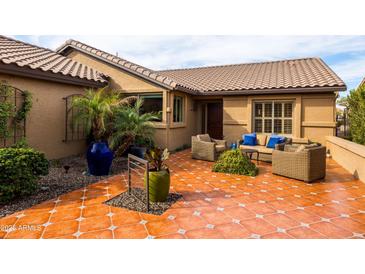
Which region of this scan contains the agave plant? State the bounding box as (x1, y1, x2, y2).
(72, 87, 121, 141)
(108, 98, 158, 156)
(145, 147, 170, 171)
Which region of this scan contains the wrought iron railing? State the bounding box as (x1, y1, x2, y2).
(127, 154, 150, 212)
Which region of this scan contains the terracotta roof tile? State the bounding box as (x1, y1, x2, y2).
(57, 39, 346, 95)
(158, 58, 346, 94)
(0, 35, 107, 85)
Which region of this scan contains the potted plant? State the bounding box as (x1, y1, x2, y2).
(72, 87, 119, 176)
(144, 147, 170, 202)
(109, 98, 158, 158)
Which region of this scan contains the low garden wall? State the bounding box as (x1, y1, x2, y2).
(326, 136, 365, 183)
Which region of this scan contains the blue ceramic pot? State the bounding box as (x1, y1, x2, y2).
(86, 142, 113, 176)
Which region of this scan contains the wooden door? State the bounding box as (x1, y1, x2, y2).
(207, 102, 223, 139)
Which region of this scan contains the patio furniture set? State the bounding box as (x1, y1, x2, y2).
(191, 133, 327, 182)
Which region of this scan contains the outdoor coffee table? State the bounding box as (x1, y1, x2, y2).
(241, 148, 259, 164)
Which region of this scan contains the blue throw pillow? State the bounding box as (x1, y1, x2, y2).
(243, 133, 257, 146)
(266, 135, 285, 148)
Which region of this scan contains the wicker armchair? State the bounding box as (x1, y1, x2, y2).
(191, 134, 227, 161)
(272, 144, 326, 182)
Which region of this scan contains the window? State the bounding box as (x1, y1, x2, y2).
(139, 93, 163, 122)
(253, 101, 293, 134)
(173, 95, 184, 123)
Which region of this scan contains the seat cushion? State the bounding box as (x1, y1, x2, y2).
(256, 134, 267, 146)
(215, 144, 226, 153)
(197, 134, 211, 142)
(240, 144, 273, 154)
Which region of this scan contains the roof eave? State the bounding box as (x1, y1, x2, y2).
(195, 85, 347, 96)
(58, 44, 176, 91)
(0, 62, 106, 88)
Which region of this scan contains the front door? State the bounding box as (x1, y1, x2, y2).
(207, 102, 223, 139)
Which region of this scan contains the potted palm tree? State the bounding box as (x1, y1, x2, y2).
(72, 87, 120, 176)
(145, 147, 170, 202)
(108, 98, 158, 158)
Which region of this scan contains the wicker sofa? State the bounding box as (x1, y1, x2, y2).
(272, 144, 326, 182)
(237, 134, 292, 162)
(191, 134, 227, 161)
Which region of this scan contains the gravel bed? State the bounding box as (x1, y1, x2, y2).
(0, 155, 128, 218)
(105, 188, 182, 215)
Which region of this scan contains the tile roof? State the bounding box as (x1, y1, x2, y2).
(158, 58, 346, 94)
(0, 35, 107, 86)
(56, 40, 187, 92)
(57, 39, 346, 95)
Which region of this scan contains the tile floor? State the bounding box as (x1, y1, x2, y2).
(1, 149, 365, 239)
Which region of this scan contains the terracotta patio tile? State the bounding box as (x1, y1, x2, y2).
(330, 217, 365, 234)
(174, 215, 208, 231)
(262, 232, 294, 239)
(223, 206, 256, 221)
(79, 229, 114, 239)
(351, 213, 365, 224)
(285, 209, 322, 224)
(310, 222, 353, 238)
(156, 233, 185, 239)
(264, 213, 300, 229)
(114, 224, 148, 239)
(145, 220, 179, 237)
(185, 228, 223, 239)
(240, 218, 277, 236)
(112, 211, 141, 227)
(200, 211, 232, 226)
(82, 205, 110, 218)
(245, 202, 276, 215)
(267, 200, 298, 212)
(215, 223, 251, 239)
(42, 220, 79, 238)
(304, 205, 340, 219)
(50, 208, 81, 223)
(286, 227, 327, 239)
(5, 226, 43, 239)
(16, 213, 50, 226)
(79, 216, 112, 233)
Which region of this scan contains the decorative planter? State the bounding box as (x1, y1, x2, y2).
(144, 169, 170, 202)
(130, 146, 147, 159)
(86, 142, 113, 176)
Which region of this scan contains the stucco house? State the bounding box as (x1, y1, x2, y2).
(0, 36, 106, 158)
(57, 40, 346, 150)
(0, 35, 347, 159)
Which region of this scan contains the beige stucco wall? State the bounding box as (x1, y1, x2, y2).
(222, 93, 337, 145)
(0, 73, 87, 159)
(326, 136, 365, 183)
(167, 91, 199, 151)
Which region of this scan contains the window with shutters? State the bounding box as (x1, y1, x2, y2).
(253, 101, 293, 134)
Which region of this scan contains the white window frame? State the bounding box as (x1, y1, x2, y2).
(173, 95, 184, 123)
(253, 101, 294, 135)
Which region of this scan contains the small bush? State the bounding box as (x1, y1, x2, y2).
(212, 149, 258, 176)
(0, 147, 49, 203)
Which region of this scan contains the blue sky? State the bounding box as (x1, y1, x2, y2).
(14, 35, 365, 96)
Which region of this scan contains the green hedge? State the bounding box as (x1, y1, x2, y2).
(212, 149, 258, 176)
(0, 147, 49, 203)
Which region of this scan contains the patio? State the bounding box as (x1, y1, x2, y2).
(1, 149, 365, 239)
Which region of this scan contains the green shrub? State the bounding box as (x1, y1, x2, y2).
(212, 149, 258, 176)
(0, 147, 49, 203)
(346, 85, 365, 145)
